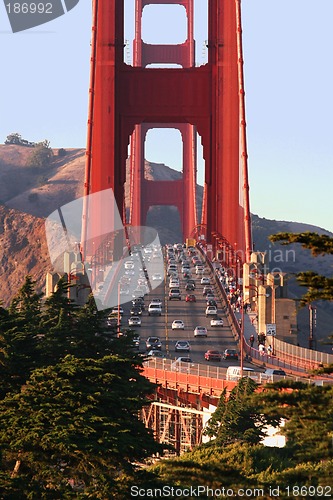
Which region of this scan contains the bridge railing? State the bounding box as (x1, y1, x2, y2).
(198, 243, 333, 372)
(143, 358, 333, 389)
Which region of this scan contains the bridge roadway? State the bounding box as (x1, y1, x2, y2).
(120, 246, 248, 370)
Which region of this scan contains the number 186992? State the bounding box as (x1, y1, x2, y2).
(6, 2, 53, 14)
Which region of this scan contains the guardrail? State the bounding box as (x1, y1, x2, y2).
(143, 358, 333, 389)
(197, 244, 333, 373)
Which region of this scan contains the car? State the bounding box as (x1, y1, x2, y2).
(132, 333, 140, 349)
(125, 268, 135, 276)
(152, 273, 162, 281)
(201, 277, 210, 285)
(210, 317, 224, 327)
(175, 340, 191, 352)
(107, 317, 120, 328)
(205, 293, 216, 302)
(263, 368, 286, 377)
(203, 286, 213, 296)
(169, 279, 180, 288)
(174, 356, 192, 363)
(185, 282, 195, 291)
(187, 279, 196, 286)
(183, 271, 191, 279)
(124, 261, 134, 269)
(148, 303, 162, 316)
(204, 350, 222, 361)
(185, 294, 196, 302)
(132, 297, 145, 309)
(128, 316, 141, 327)
(146, 336, 162, 350)
(149, 297, 162, 306)
(167, 265, 177, 276)
(150, 298, 162, 306)
(111, 306, 124, 315)
(223, 349, 239, 360)
(194, 326, 208, 337)
(205, 306, 218, 316)
(172, 320, 185, 330)
(206, 299, 217, 307)
(147, 349, 166, 358)
(169, 289, 181, 300)
(119, 286, 130, 295)
(130, 306, 142, 316)
(132, 289, 144, 299)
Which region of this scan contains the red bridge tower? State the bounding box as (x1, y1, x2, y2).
(83, 0, 252, 260)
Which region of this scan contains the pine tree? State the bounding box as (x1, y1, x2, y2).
(1, 277, 43, 395)
(0, 355, 163, 497)
(255, 380, 333, 462)
(269, 231, 333, 304)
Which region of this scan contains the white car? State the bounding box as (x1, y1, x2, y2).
(150, 298, 162, 306)
(169, 279, 180, 288)
(111, 306, 124, 315)
(175, 340, 190, 352)
(194, 326, 208, 337)
(128, 316, 141, 327)
(152, 273, 162, 281)
(206, 306, 217, 316)
(210, 317, 224, 327)
(124, 261, 134, 269)
(201, 277, 210, 285)
(172, 320, 185, 330)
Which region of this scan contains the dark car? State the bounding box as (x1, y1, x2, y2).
(132, 298, 145, 310)
(130, 305, 142, 316)
(223, 349, 239, 360)
(206, 299, 217, 307)
(146, 336, 162, 350)
(204, 350, 222, 361)
(185, 282, 195, 291)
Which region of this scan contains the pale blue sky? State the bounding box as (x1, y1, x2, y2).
(0, 1, 332, 232)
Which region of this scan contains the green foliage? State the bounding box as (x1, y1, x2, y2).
(255, 381, 333, 462)
(204, 378, 272, 446)
(269, 231, 333, 305)
(5, 132, 35, 147)
(0, 276, 162, 497)
(5, 132, 22, 145)
(270, 231, 333, 256)
(27, 140, 53, 168)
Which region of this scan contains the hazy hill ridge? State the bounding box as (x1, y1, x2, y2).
(0, 143, 332, 348)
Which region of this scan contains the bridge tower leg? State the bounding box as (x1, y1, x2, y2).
(83, 0, 251, 259)
(129, 0, 197, 240)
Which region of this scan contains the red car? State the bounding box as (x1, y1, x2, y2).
(185, 294, 196, 302)
(204, 350, 222, 361)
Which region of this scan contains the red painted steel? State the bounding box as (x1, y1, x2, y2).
(129, 0, 197, 239)
(142, 365, 237, 398)
(82, 0, 252, 264)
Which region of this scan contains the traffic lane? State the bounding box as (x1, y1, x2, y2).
(165, 290, 239, 367)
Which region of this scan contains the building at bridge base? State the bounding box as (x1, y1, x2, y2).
(82, 0, 252, 261)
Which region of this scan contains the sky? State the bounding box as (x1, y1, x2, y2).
(0, 0, 332, 233)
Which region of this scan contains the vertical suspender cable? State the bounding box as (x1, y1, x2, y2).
(235, 0, 252, 262)
(81, 0, 98, 261)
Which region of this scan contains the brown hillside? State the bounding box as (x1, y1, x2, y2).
(0, 145, 201, 305)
